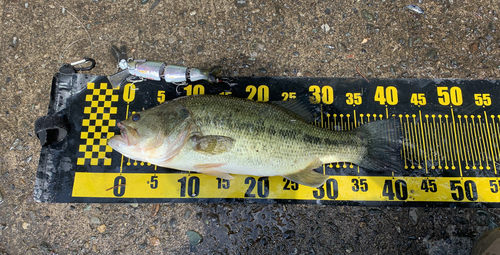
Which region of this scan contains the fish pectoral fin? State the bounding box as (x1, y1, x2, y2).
(283, 158, 328, 188)
(194, 163, 234, 180)
(192, 135, 235, 155)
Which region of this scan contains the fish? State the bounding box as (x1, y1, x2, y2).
(108, 95, 403, 188)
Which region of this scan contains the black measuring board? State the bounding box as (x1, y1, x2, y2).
(34, 72, 500, 207)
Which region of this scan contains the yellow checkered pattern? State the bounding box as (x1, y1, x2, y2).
(77, 83, 119, 166)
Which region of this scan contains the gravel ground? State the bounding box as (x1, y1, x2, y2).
(1, 0, 500, 254)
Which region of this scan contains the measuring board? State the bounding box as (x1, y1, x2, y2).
(34, 73, 500, 207)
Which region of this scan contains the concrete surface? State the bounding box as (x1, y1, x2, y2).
(1, 0, 500, 254)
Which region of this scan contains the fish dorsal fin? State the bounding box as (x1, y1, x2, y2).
(283, 158, 329, 188)
(191, 135, 235, 155)
(272, 99, 314, 123)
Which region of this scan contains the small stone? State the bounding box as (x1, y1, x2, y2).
(184, 209, 192, 219)
(83, 205, 92, 211)
(293, 52, 300, 56)
(196, 46, 204, 53)
(97, 224, 106, 233)
(90, 216, 101, 225)
(409, 208, 418, 225)
(284, 230, 295, 239)
(235, 0, 247, 8)
(40, 242, 52, 253)
(325, 8, 331, 15)
(303, 71, 314, 77)
(130, 203, 139, 208)
(359, 221, 367, 228)
(258, 68, 267, 73)
(44, 216, 50, 220)
(169, 218, 177, 228)
(22, 222, 29, 229)
(187, 230, 203, 245)
(260, 237, 268, 245)
(150, 225, 156, 231)
(150, 236, 161, 246)
(337, 42, 348, 52)
(9, 139, 22, 151)
(361, 9, 374, 22)
(469, 43, 478, 54)
(140, 0, 149, 4)
(321, 24, 330, 33)
(425, 48, 438, 59)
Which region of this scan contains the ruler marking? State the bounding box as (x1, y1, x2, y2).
(467, 117, 476, 167)
(458, 116, 469, 168)
(491, 117, 500, 162)
(490, 122, 499, 164)
(353, 110, 357, 128)
(471, 117, 482, 169)
(320, 105, 324, 128)
(480, 117, 488, 167)
(475, 117, 485, 167)
(480, 116, 491, 170)
(432, 115, 441, 169)
(419, 111, 428, 173)
(405, 116, 414, 169)
(406, 115, 416, 169)
(436, 115, 444, 169)
(445, 115, 456, 170)
(484, 116, 495, 173)
(438, 115, 449, 169)
(465, 117, 476, 169)
(412, 115, 422, 169)
(476, 117, 486, 169)
(492, 118, 500, 172)
(399, 115, 408, 170)
(450, 108, 461, 173)
(425, 115, 435, 170)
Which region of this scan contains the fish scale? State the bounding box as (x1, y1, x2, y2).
(184, 96, 358, 169)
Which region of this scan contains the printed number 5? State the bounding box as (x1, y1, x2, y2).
(150, 176, 158, 189)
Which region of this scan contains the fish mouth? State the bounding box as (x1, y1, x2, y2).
(115, 122, 140, 146)
(117, 122, 129, 145)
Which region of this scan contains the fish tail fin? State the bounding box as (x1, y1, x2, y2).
(354, 119, 404, 173)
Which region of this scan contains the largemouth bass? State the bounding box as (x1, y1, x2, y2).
(108, 95, 403, 187)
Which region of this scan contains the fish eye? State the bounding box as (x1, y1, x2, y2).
(131, 114, 140, 121)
